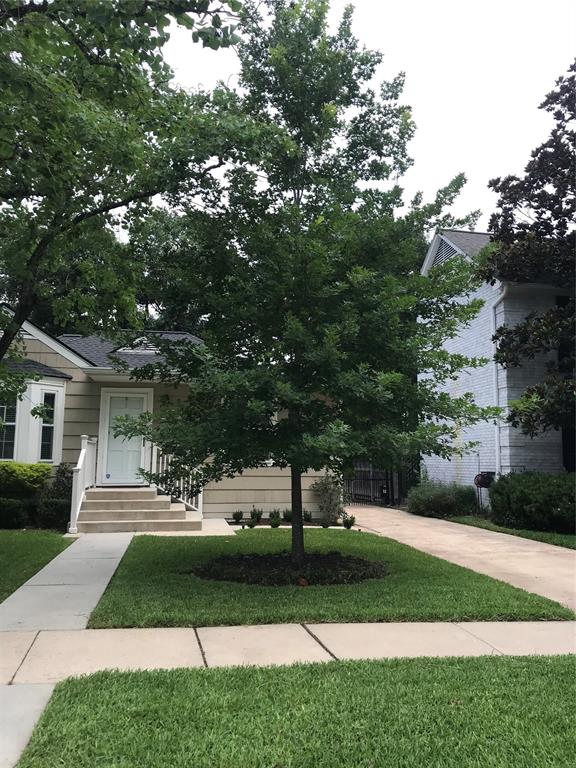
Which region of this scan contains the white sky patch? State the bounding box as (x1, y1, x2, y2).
(164, 0, 575, 229)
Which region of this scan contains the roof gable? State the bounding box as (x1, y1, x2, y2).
(421, 230, 491, 276)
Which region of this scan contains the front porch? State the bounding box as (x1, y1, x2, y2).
(69, 435, 203, 534)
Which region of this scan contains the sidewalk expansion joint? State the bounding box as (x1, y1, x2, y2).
(301, 624, 339, 661)
(451, 622, 503, 655)
(9, 631, 40, 685)
(194, 627, 208, 667)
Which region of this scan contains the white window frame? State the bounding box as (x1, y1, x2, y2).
(0, 398, 18, 461)
(96, 387, 154, 486)
(1, 378, 66, 464)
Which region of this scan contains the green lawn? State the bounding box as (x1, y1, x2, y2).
(0, 529, 72, 603)
(18, 656, 576, 768)
(89, 529, 572, 627)
(452, 516, 576, 549)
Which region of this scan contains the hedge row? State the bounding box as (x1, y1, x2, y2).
(407, 472, 575, 535)
(0, 462, 72, 531)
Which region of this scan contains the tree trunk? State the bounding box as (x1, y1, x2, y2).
(290, 465, 305, 566)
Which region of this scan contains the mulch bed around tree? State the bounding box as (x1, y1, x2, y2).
(190, 550, 387, 586)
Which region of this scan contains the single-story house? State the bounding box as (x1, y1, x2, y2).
(0, 315, 323, 532)
(420, 229, 574, 492)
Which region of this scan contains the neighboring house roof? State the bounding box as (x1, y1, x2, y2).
(57, 331, 203, 369)
(421, 229, 491, 275)
(441, 230, 491, 258)
(5, 359, 72, 380)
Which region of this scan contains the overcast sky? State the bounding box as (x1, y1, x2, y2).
(164, 0, 575, 230)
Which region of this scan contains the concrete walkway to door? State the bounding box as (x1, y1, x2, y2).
(351, 506, 576, 611)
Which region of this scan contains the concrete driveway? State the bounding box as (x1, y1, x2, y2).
(351, 506, 576, 611)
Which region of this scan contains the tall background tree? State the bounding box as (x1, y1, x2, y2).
(0, 0, 247, 397)
(122, 0, 492, 564)
(480, 61, 575, 437)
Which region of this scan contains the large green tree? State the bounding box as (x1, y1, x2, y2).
(480, 61, 575, 436)
(122, 0, 491, 564)
(0, 0, 246, 399)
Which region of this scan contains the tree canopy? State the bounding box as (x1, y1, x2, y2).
(480, 60, 575, 436)
(121, 0, 491, 562)
(0, 0, 248, 397)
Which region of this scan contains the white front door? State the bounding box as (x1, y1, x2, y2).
(101, 392, 150, 485)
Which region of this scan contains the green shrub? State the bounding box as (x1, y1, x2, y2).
(36, 497, 70, 531)
(0, 462, 52, 499)
(232, 510, 244, 524)
(342, 512, 356, 529)
(269, 509, 281, 528)
(245, 518, 257, 529)
(407, 481, 476, 519)
(303, 510, 312, 523)
(250, 508, 263, 523)
(0, 497, 31, 528)
(489, 472, 575, 534)
(311, 474, 344, 526)
(282, 508, 292, 523)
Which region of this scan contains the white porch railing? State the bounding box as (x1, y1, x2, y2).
(149, 444, 203, 513)
(69, 435, 98, 534)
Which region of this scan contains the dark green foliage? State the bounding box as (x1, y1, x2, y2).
(269, 509, 281, 527)
(480, 62, 575, 434)
(489, 472, 575, 534)
(121, 0, 490, 564)
(36, 497, 71, 532)
(250, 508, 263, 523)
(303, 510, 313, 523)
(407, 481, 476, 519)
(0, 462, 52, 498)
(282, 508, 292, 523)
(0, 0, 246, 369)
(0, 497, 30, 528)
(232, 510, 244, 524)
(192, 551, 387, 585)
(342, 512, 356, 529)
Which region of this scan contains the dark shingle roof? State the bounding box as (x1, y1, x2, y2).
(441, 230, 491, 258)
(6, 359, 72, 380)
(57, 331, 202, 369)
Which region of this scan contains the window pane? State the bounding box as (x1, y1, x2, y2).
(0, 399, 16, 459)
(40, 425, 54, 461)
(42, 392, 56, 425)
(0, 424, 15, 459)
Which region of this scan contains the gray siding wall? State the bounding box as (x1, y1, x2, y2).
(497, 288, 564, 474)
(422, 283, 565, 489)
(421, 281, 500, 487)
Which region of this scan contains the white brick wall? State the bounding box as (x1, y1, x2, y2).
(421, 282, 565, 490)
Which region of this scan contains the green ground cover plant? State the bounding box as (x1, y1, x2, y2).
(0, 529, 72, 602)
(452, 516, 576, 549)
(88, 530, 572, 628)
(18, 656, 576, 768)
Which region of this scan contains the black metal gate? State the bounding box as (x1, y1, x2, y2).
(344, 461, 419, 507)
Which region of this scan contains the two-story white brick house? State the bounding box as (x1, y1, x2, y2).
(420, 229, 574, 490)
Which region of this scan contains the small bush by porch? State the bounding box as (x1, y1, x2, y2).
(88, 529, 573, 628)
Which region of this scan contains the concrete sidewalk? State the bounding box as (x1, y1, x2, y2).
(352, 506, 576, 610)
(0, 533, 133, 631)
(1, 621, 574, 686)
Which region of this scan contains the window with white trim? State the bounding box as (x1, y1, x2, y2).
(0, 399, 17, 460)
(39, 391, 56, 461)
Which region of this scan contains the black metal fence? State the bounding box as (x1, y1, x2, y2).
(344, 461, 419, 507)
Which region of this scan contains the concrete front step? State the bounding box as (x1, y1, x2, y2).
(81, 497, 172, 512)
(78, 505, 187, 522)
(85, 488, 158, 501)
(76, 515, 202, 533)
